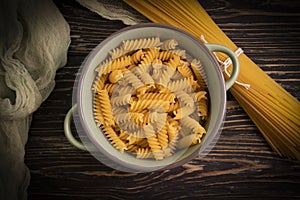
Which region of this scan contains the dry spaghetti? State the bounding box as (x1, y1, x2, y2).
(123, 0, 300, 159)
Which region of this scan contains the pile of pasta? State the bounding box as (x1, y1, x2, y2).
(92, 37, 209, 160)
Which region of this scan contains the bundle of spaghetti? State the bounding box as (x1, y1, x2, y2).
(123, 0, 300, 159)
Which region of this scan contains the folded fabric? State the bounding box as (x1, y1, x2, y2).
(0, 0, 70, 199)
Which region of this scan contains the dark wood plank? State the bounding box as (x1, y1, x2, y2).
(25, 0, 300, 199)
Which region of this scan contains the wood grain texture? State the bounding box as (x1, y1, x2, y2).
(25, 0, 300, 199)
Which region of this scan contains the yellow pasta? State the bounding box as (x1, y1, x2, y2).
(109, 46, 125, 60)
(140, 48, 160, 64)
(131, 67, 155, 86)
(138, 92, 176, 103)
(166, 122, 180, 153)
(170, 49, 186, 58)
(136, 137, 149, 148)
(93, 93, 105, 126)
(136, 147, 153, 159)
(102, 83, 116, 96)
(160, 39, 178, 50)
(129, 99, 170, 112)
(177, 61, 194, 78)
(111, 94, 131, 106)
(173, 106, 195, 120)
(198, 98, 208, 120)
(131, 49, 145, 64)
(157, 122, 169, 149)
(92, 40, 210, 160)
(165, 54, 181, 70)
(92, 74, 108, 93)
(122, 37, 161, 51)
(158, 50, 177, 61)
(126, 143, 139, 152)
(158, 67, 175, 86)
(177, 134, 195, 149)
(167, 77, 193, 92)
(122, 70, 144, 89)
(102, 125, 127, 153)
(144, 124, 164, 160)
(97, 90, 115, 126)
(119, 130, 130, 141)
(96, 55, 132, 75)
(166, 101, 180, 112)
(190, 59, 207, 90)
(108, 69, 123, 83)
(194, 91, 208, 120)
(175, 90, 194, 107)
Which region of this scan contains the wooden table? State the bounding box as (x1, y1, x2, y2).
(25, 0, 300, 199)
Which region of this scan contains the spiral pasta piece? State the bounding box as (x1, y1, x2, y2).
(167, 77, 193, 92)
(109, 46, 126, 60)
(169, 49, 186, 58)
(129, 99, 169, 112)
(140, 48, 160, 65)
(167, 122, 179, 153)
(115, 85, 135, 96)
(102, 125, 127, 153)
(173, 106, 195, 120)
(158, 67, 175, 86)
(118, 120, 141, 131)
(177, 134, 195, 149)
(166, 101, 180, 112)
(119, 130, 130, 141)
(144, 125, 164, 160)
(103, 83, 116, 96)
(132, 66, 155, 86)
(126, 143, 139, 152)
(123, 70, 144, 89)
(157, 122, 169, 149)
(137, 137, 149, 148)
(114, 112, 137, 125)
(97, 90, 115, 126)
(93, 74, 108, 93)
(109, 70, 123, 83)
(138, 92, 175, 103)
(160, 39, 178, 50)
(190, 59, 207, 89)
(136, 147, 153, 159)
(138, 63, 152, 73)
(177, 61, 194, 78)
(198, 98, 208, 120)
(131, 49, 145, 64)
(175, 90, 194, 107)
(194, 91, 208, 119)
(122, 37, 162, 51)
(158, 50, 176, 61)
(93, 93, 105, 126)
(111, 94, 131, 106)
(165, 54, 181, 70)
(171, 70, 184, 80)
(96, 55, 132, 75)
(127, 134, 144, 145)
(112, 106, 127, 116)
(181, 116, 206, 137)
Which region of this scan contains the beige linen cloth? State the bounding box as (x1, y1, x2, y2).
(0, 0, 144, 199)
(0, 0, 70, 199)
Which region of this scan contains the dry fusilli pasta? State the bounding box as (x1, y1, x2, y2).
(92, 37, 209, 160)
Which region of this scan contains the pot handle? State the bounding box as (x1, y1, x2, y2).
(64, 104, 87, 150)
(205, 44, 240, 90)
